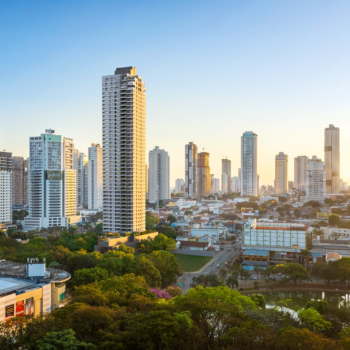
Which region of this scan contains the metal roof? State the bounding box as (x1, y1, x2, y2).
(243, 249, 270, 256)
(311, 252, 323, 257)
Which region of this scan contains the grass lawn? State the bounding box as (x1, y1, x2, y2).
(173, 254, 213, 272)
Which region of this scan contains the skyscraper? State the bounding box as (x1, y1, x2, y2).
(23, 129, 78, 230)
(294, 156, 309, 192)
(185, 142, 197, 197)
(275, 152, 288, 195)
(102, 67, 146, 233)
(0, 152, 12, 223)
(12, 156, 29, 207)
(197, 152, 211, 197)
(88, 144, 103, 211)
(241, 131, 258, 196)
(148, 146, 170, 202)
(325, 124, 340, 193)
(175, 179, 184, 194)
(221, 173, 228, 193)
(73, 150, 88, 208)
(305, 156, 326, 202)
(231, 176, 240, 192)
(222, 158, 231, 193)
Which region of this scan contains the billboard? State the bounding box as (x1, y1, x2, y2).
(25, 298, 34, 319)
(16, 301, 24, 317)
(5, 304, 14, 322)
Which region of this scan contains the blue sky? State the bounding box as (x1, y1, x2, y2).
(1, 0, 350, 186)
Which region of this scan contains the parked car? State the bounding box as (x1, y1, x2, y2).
(216, 264, 220, 268)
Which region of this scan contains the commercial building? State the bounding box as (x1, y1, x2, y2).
(241, 131, 258, 196)
(88, 144, 103, 211)
(12, 157, 29, 207)
(148, 146, 170, 202)
(175, 179, 184, 194)
(294, 156, 309, 192)
(0, 152, 12, 224)
(305, 156, 326, 202)
(197, 152, 211, 197)
(23, 129, 80, 230)
(0, 260, 70, 323)
(102, 67, 146, 233)
(242, 219, 309, 267)
(325, 124, 340, 194)
(185, 142, 197, 197)
(222, 158, 231, 192)
(275, 152, 288, 195)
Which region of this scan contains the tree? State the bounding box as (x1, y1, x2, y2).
(36, 329, 97, 350)
(165, 286, 183, 297)
(95, 223, 103, 234)
(146, 215, 156, 229)
(298, 307, 332, 332)
(219, 268, 228, 282)
(72, 267, 111, 287)
(300, 249, 312, 271)
(226, 274, 239, 289)
(167, 215, 177, 224)
(184, 210, 193, 216)
(278, 196, 288, 203)
(294, 208, 301, 218)
(251, 294, 266, 308)
(137, 233, 176, 253)
(328, 214, 341, 227)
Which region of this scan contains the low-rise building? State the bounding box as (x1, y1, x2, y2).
(191, 227, 228, 243)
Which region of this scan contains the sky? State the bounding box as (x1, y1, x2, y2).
(1, 0, 350, 187)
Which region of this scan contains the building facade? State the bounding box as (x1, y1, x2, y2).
(325, 124, 340, 194)
(12, 156, 29, 207)
(231, 176, 240, 192)
(275, 152, 288, 195)
(148, 146, 170, 202)
(241, 131, 258, 196)
(73, 151, 88, 209)
(222, 158, 231, 192)
(23, 130, 79, 230)
(88, 144, 103, 211)
(175, 179, 184, 194)
(197, 152, 211, 197)
(102, 67, 146, 233)
(185, 142, 197, 197)
(305, 156, 326, 202)
(221, 173, 228, 193)
(0, 152, 12, 224)
(294, 155, 309, 192)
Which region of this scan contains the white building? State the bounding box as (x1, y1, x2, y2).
(222, 158, 231, 192)
(231, 177, 240, 192)
(185, 142, 197, 197)
(102, 67, 146, 233)
(191, 227, 228, 243)
(148, 146, 170, 202)
(213, 178, 220, 193)
(73, 150, 88, 209)
(275, 152, 288, 195)
(294, 156, 309, 192)
(0, 152, 12, 224)
(241, 131, 258, 196)
(88, 143, 103, 211)
(23, 130, 80, 230)
(221, 173, 228, 193)
(305, 156, 326, 202)
(325, 124, 340, 194)
(260, 195, 278, 202)
(175, 179, 184, 194)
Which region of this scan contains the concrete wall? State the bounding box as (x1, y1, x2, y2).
(171, 249, 214, 257)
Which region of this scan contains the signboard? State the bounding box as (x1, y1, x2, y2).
(5, 304, 14, 322)
(26, 298, 34, 319)
(16, 301, 24, 317)
(179, 283, 184, 286)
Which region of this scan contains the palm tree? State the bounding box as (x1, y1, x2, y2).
(300, 249, 312, 271)
(226, 273, 239, 289)
(220, 268, 228, 282)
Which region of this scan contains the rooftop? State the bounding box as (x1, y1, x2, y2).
(0, 277, 37, 295)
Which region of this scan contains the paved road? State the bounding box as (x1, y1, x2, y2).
(180, 239, 243, 294)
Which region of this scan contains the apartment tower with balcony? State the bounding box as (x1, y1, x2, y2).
(185, 142, 197, 197)
(0, 152, 12, 223)
(23, 130, 79, 230)
(275, 152, 288, 195)
(88, 144, 103, 211)
(197, 152, 211, 197)
(102, 67, 146, 233)
(325, 124, 340, 194)
(222, 158, 231, 193)
(241, 131, 258, 196)
(294, 156, 309, 192)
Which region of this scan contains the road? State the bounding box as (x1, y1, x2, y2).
(180, 234, 244, 294)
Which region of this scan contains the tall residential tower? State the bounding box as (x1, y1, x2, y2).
(102, 67, 146, 233)
(197, 152, 211, 197)
(275, 152, 288, 195)
(294, 156, 309, 192)
(222, 158, 231, 193)
(241, 131, 258, 196)
(0, 152, 12, 223)
(88, 144, 103, 211)
(325, 124, 340, 193)
(185, 142, 197, 197)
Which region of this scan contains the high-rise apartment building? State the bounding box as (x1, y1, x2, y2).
(185, 142, 197, 197)
(213, 178, 220, 193)
(12, 156, 29, 207)
(102, 67, 146, 233)
(275, 152, 288, 195)
(305, 156, 326, 202)
(221, 173, 228, 193)
(241, 131, 258, 196)
(23, 130, 79, 230)
(0, 152, 12, 223)
(197, 152, 211, 197)
(145, 164, 148, 199)
(210, 174, 215, 193)
(222, 159, 231, 192)
(325, 124, 340, 194)
(88, 143, 103, 211)
(148, 146, 170, 202)
(175, 179, 184, 194)
(73, 150, 88, 208)
(231, 176, 240, 192)
(294, 156, 309, 192)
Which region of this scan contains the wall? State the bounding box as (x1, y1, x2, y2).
(171, 249, 214, 257)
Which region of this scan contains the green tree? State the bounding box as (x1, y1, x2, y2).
(328, 214, 341, 227)
(300, 249, 312, 271)
(184, 210, 193, 215)
(137, 233, 176, 253)
(219, 268, 228, 282)
(146, 215, 156, 229)
(167, 215, 177, 224)
(298, 307, 332, 332)
(294, 208, 301, 218)
(251, 294, 266, 308)
(226, 273, 239, 289)
(36, 329, 97, 350)
(95, 223, 103, 234)
(72, 267, 111, 287)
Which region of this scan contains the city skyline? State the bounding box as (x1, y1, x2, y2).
(2, 1, 350, 186)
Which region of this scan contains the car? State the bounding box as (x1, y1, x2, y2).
(216, 264, 220, 268)
(250, 276, 258, 280)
